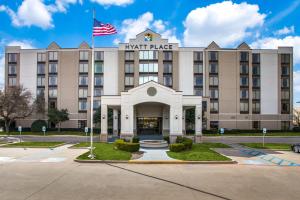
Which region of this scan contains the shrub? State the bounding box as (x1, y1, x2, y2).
(163, 136, 170, 144)
(132, 136, 139, 143)
(31, 120, 47, 132)
(175, 136, 184, 143)
(169, 143, 185, 152)
(175, 136, 193, 150)
(114, 139, 140, 152)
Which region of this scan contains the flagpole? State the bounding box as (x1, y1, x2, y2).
(88, 8, 95, 159)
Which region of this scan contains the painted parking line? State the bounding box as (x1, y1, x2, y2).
(40, 157, 66, 163)
(0, 157, 16, 162)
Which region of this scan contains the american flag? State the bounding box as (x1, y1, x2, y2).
(93, 19, 117, 36)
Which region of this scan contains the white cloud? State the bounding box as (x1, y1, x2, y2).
(183, 1, 266, 47)
(91, 0, 134, 6)
(49, 0, 78, 13)
(274, 26, 295, 36)
(116, 12, 181, 45)
(294, 71, 300, 94)
(251, 36, 300, 64)
(0, 40, 35, 90)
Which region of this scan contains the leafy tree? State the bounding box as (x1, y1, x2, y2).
(0, 86, 33, 133)
(185, 108, 195, 130)
(34, 91, 46, 118)
(47, 108, 69, 132)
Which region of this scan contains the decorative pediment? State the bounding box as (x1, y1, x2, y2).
(206, 41, 220, 50)
(79, 41, 90, 49)
(47, 42, 60, 50)
(237, 42, 251, 50)
(126, 81, 177, 95)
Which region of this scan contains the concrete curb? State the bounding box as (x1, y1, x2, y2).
(74, 159, 237, 164)
(0, 142, 66, 148)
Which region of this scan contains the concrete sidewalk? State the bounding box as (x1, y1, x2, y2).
(137, 148, 176, 161)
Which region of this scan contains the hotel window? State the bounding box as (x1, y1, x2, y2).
(79, 51, 89, 61)
(281, 54, 290, 64)
(8, 53, 17, 62)
(125, 51, 134, 60)
(163, 63, 172, 73)
(79, 63, 88, 73)
(125, 76, 134, 86)
(194, 75, 203, 86)
(37, 77, 45, 87)
(48, 76, 57, 86)
(139, 75, 158, 84)
(94, 88, 103, 97)
(194, 52, 203, 61)
(163, 75, 172, 87)
(281, 90, 290, 100)
(163, 51, 172, 60)
(208, 51, 218, 61)
(240, 52, 249, 62)
(240, 89, 249, 99)
(252, 64, 260, 75)
(209, 76, 218, 86)
(240, 102, 249, 113)
(79, 75, 88, 86)
(209, 63, 218, 73)
(240, 63, 249, 74)
(78, 120, 87, 128)
(252, 53, 260, 63)
(253, 77, 260, 87)
(94, 100, 101, 109)
(37, 53, 46, 62)
(210, 89, 219, 99)
(95, 62, 103, 73)
(79, 100, 87, 111)
(281, 102, 290, 113)
(281, 77, 289, 88)
(8, 64, 17, 75)
(139, 63, 158, 72)
(37, 88, 45, 96)
(253, 90, 260, 100)
(194, 88, 203, 96)
(8, 77, 17, 86)
(240, 76, 248, 86)
(194, 63, 203, 74)
(49, 63, 57, 73)
(252, 102, 260, 113)
(78, 88, 88, 98)
(37, 63, 45, 74)
(125, 63, 134, 73)
(210, 121, 219, 129)
(253, 121, 260, 129)
(49, 88, 57, 98)
(139, 51, 158, 60)
(48, 51, 58, 61)
(210, 101, 219, 113)
(281, 66, 289, 75)
(94, 51, 104, 61)
(95, 76, 103, 86)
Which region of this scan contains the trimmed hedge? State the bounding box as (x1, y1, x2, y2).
(132, 136, 140, 143)
(114, 139, 140, 152)
(169, 143, 185, 152)
(176, 136, 193, 150)
(31, 120, 47, 132)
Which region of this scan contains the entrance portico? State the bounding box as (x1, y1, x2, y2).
(100, 81, 202, 143)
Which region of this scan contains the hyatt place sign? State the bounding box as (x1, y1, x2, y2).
(125, 44, 173, 50)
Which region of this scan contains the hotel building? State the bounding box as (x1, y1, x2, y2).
(4, 29, 293, 142)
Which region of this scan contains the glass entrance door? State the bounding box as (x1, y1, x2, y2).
(137, 117, 162, 135)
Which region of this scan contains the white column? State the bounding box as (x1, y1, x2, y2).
(113, 109, 118, 137)
(120, 104, 134, 140)
(100, 104, 108, 142)
(169, 105, 183, 143)
(182, 108, 186, 135)
(162, 106, 170, 136)
(195, 104, 202, 143)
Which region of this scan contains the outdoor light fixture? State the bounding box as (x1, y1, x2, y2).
(165, 117, 169, 120)
(125, 115, 129, 119)
(102, 115, 106, 119)
(114, 116, 117, 119)
(197, 115, 201, 119)
(175, 115, 178, 120)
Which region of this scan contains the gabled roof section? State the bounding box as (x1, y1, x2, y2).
(47, 42, 61, 50)
(136, 28, 161, 39)
(79, 41, 90, 49)
(237, 42, 251, 50)
(206, 41, 220, 50)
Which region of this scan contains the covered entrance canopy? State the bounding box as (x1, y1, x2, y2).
(100, 81, 202, 143)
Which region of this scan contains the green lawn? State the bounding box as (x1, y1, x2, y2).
(240, 143, 291, 150)
(202, 132, 300, 137)
(4, 142, 65, 148)
(0, 131, 99, 136)
(77, 143, 132, 161)
(167, 143, 231, 161)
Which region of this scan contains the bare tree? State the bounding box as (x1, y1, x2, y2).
(0, 86, 33, 133)
(34, 91, 46, 119)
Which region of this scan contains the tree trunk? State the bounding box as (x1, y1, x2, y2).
(5, 120, 10, 134)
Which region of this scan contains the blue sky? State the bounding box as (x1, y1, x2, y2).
(0, 0, 300, 103)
